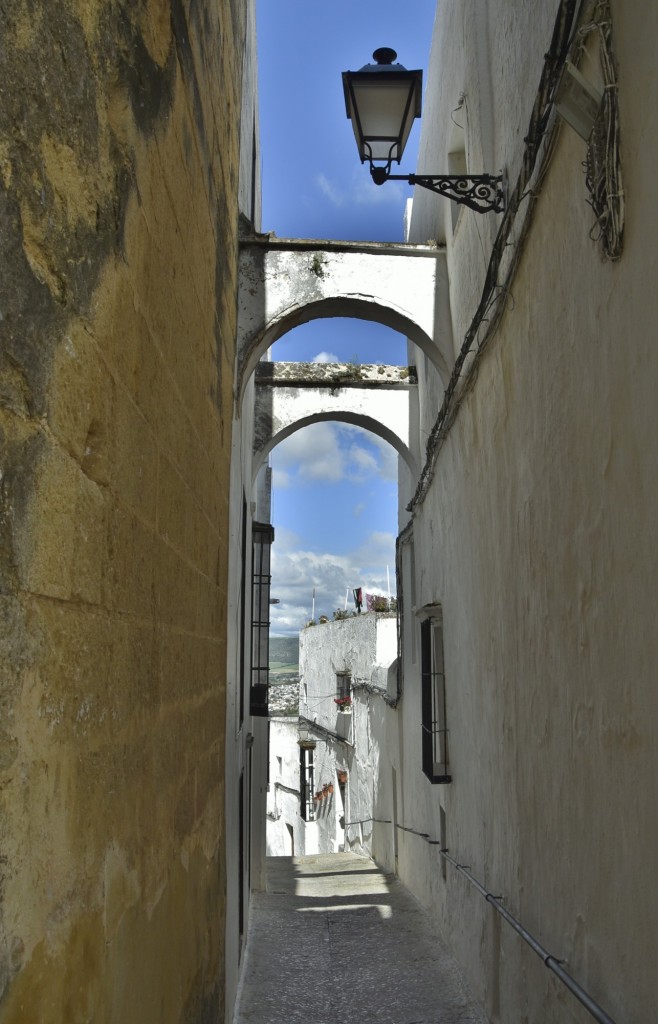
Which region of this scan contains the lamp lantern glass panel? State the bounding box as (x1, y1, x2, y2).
(342, 51, 422, 168)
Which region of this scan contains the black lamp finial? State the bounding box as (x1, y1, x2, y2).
(372, 47, 397, 65)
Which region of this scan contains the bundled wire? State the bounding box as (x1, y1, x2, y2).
(578, 1, 624, 259)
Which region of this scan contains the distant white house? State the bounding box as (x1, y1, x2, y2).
(266, 610, 398, 858)
(265, 717, 304, 857)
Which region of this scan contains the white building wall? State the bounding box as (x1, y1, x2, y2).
(225, 343, 258, 1017)
(237, 242, 451, 389)
(385, 3, 658, 1024)
(224, 4, 269, 1016)
(296, 614, 398, 859)
(266, 718, 305, 857)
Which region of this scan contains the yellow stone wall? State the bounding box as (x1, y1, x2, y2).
(0, 1, 247, 1020)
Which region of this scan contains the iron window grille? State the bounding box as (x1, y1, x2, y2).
(250, 522, 274, 717)
(336, 672, 352, 699)
(420, 613, 451, 784)
(300, 745, 315, 821)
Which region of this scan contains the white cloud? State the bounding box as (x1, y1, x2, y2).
(352, 530, 396, 569)
(353, 502, 365, 518)
(274, 422, 340, 472)
(317, 169, 407, 211)
(368, 434, 399, 481)
(316, 173, 344, 208)
(312, 351, 339, 363)
(346, 444, 379, 481)
(302, 451, 344, 482)
(269, 533, 397, 636)
(271, 467, 290, 489)
(337, 424, 398, 483)
(272, 525, 303, 552)
(272, 422, 399, 488)
(273, 422, 346, 483)
(351, 170, 407, 206)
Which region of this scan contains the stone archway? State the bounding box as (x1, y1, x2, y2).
(251, 361, 418, 483)
(237, 236, 451, 401)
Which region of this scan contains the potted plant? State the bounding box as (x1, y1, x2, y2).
(334, 695, 352, 714)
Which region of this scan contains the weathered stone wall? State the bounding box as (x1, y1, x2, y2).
(0, 2, 249, 1020)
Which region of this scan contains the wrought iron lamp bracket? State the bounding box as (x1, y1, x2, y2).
(370, 164, 506, 214)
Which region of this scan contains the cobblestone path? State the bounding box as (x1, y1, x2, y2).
(233, 852, 488, 1024)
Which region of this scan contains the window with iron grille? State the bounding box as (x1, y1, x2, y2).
(250, 522, 274, 717)
(299, 745, 315, 821)
(239, 497, 247, 726)
(336, 672, 351, 698)
(420, 613, 451, 783)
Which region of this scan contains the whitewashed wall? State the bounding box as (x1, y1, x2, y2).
(386, 3, 658, 1023)
(224, 5, 266, 1014)
(298, 615, 398, 857)
(266, 719, 306, 857)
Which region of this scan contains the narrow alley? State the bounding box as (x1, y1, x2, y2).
(234, 854, 487, 1024)
(1, 2, 652, 1021)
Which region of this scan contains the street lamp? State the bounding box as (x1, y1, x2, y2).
(342, 48, 505, 214)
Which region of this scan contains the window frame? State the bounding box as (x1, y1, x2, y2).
(299, 744, 315, 821)
(336, 672, 352, 699)
(250, 521, 274, 717)
(419, 607, 452, 784)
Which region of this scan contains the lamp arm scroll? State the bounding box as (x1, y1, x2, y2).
(371, 167, 506, 214)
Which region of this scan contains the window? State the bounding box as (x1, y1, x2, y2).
(239, 497, 247, 725)
(336, 672, 351, 698)
(335, 672, 352, 712)
(439, 806, 447, 880)
(299, 745, 315, 821)
(420, 611, 451, 783)
(250, 522, 274, 717)
(238, 771, 245, 948)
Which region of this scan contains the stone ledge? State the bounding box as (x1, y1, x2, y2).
(255, 361, 417, 388)
(239, 232, 444, 258)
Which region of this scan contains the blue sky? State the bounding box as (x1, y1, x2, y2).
(257, 1, 435, 634)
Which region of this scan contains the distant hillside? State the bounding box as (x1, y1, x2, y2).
(269, 635, 299, 670)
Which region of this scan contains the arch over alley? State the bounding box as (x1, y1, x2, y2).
(236, 236, 452, 401)
(251, 360, 418, 482)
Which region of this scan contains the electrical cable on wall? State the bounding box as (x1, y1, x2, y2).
(577, 1, 624, 258)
